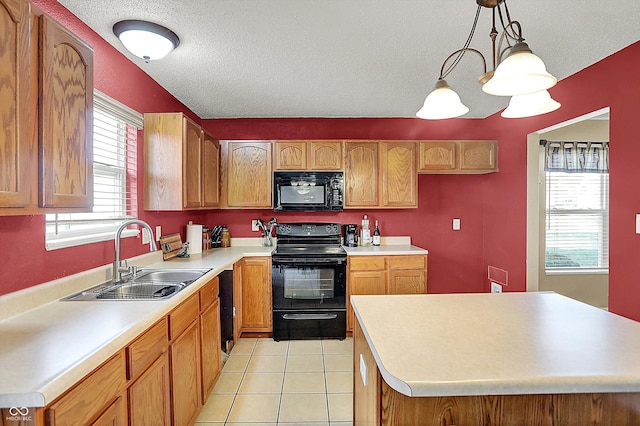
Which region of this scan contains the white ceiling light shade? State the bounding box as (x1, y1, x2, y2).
(482, 42, 557, 96)
(416, 0, 559, 120)
(113, 20, 180, 62)
(416, 79, 469, 119)
(501, 90, 561, 118)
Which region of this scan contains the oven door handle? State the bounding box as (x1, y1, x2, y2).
(281, 313, 338, 321)
(272, 258, 345, 265)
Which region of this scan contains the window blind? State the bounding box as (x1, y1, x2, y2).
(46, 91, 143, 249)
(545, 171, 609, 271)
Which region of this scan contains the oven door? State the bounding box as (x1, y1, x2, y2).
(272, 259, 346, 310)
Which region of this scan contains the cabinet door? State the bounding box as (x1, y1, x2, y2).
(39, 14, 93, 208)
(0, 0, 31, 208)
(310, 141, 342, 170)
(275, 141, 307, 170)
(201, 131, 220, 207)
(344, 142, 378, 207)
(200, 299, 221, 404)
(183, 117, 202, 208)
(128, 353, 170, 426)
(170, 320, 202, 426)
(460, 140, 497, 172)
(347, 270, 385, 331)
(418, 141, 457, 172)
(353, 320, 381, 426)
(387, 269, 426, 294)
(380, 142, 417, 208)
(225, 141, 272, 207)
(90, 396, 125, 426)
(241, 257, 272, 332)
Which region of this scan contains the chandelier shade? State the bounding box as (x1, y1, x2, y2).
(482, 42, 557, 96)
(113, 20, 180, 62)
(501, 90, 561, 118)
(416, 79, 469, 120)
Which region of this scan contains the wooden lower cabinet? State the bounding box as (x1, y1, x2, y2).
(170, 317, 202, 426)
(128, 353, 170, 426)
(239, 257, 272, 332)
(347, 254, 427, 332)
(45, 353, 125, 426)
(91, 396, 125, 426)
(353, 320, 381, 425)
(200, 298, 221, 403)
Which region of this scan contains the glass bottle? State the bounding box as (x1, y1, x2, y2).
(372, 220, 381, 246)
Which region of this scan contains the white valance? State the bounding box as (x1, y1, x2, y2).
(542, 140, 609, 173)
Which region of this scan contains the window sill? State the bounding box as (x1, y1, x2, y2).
(545, 269, 609, 276)
(46, 229, 139, 251)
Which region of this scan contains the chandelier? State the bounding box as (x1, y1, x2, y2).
(416, 0, 560, 120)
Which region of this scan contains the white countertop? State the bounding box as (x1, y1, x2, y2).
(352, 292, 640, 397)
(343, 245, 427, 256)
(0, 245, 273, 408)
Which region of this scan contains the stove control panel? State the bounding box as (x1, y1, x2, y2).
(276, 222, 341, 237)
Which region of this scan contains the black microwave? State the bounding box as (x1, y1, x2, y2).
(273, 172, 343, 212)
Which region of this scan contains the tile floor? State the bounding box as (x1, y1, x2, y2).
(195, 337, 354, 425)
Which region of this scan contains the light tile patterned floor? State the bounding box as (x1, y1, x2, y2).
(196, 337, 353, 425)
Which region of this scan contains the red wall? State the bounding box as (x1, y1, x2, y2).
(3, 0, 640, 322)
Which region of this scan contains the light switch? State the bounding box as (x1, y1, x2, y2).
(636, 214, 640, 234)
(155, 226, 162, 241)
(453, 218, 461, 231)
(142, 228, 150, 244)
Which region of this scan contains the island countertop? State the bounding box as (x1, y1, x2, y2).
(351, 292, 640, 397)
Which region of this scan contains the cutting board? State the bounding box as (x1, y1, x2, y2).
(159, 233, 183, 260)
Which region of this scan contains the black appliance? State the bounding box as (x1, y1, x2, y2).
(273, 172, 343, 212)
(343, 224, 358, 247)
(272, 222, 347, 340)
(218, 269, 235, 353)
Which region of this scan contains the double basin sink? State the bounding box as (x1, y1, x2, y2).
(62, 268, 211, 301)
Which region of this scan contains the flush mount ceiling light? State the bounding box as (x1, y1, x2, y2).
(113, 20, 180, 62)
(416, 0, 559, 120)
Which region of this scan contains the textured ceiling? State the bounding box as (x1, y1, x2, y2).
(59, 0, 640, 119)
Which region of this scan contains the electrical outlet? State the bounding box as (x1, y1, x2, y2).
(491, 281, 503, 293)
(155, 226, 161, 241)
(142, 228, 150, 244)
(252, 220, 260, 231)
(453, 218, 461, 230)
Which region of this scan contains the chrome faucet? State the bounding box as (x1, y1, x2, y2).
(113, 219, 158, 282)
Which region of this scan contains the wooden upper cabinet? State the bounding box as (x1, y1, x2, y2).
(222, 141, 272, 208)
(201, 131, 220, 207)
(39, 13, 93, 209)
(144, 113, 220, 210)
(274, 140, 342, 170)
(310, 141, 342, 170)
(183, 117, 203, 208)
(0, 0, 31, 209)
(275, 141, 307, 170)
(460, 140, 497, 171)
(380, 141, 417, 208)
(418, 141, 457, 171)
(418, 140, 498, 174)
(344, 141, 378, 207)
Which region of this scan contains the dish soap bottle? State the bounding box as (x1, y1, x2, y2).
(372, 220, 381, 246)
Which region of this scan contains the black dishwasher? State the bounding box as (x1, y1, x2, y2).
(218, 269, 235, 353)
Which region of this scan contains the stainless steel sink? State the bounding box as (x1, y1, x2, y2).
(62, 268, 211, 301)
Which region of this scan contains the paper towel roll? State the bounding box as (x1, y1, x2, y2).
(186, 223, 203, 254)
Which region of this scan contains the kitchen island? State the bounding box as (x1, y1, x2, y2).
(352, 292, 640, 425)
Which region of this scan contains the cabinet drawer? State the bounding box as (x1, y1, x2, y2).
(46, 352, 125, 426)
(199, 276, 219, 311)
(349, 256, 385, 271)
(127, 318, 168, 380)
(386, 255, 426, 270)
(169, 293, 200, 340)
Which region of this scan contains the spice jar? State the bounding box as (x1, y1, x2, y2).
(220, 227, 231, 248)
